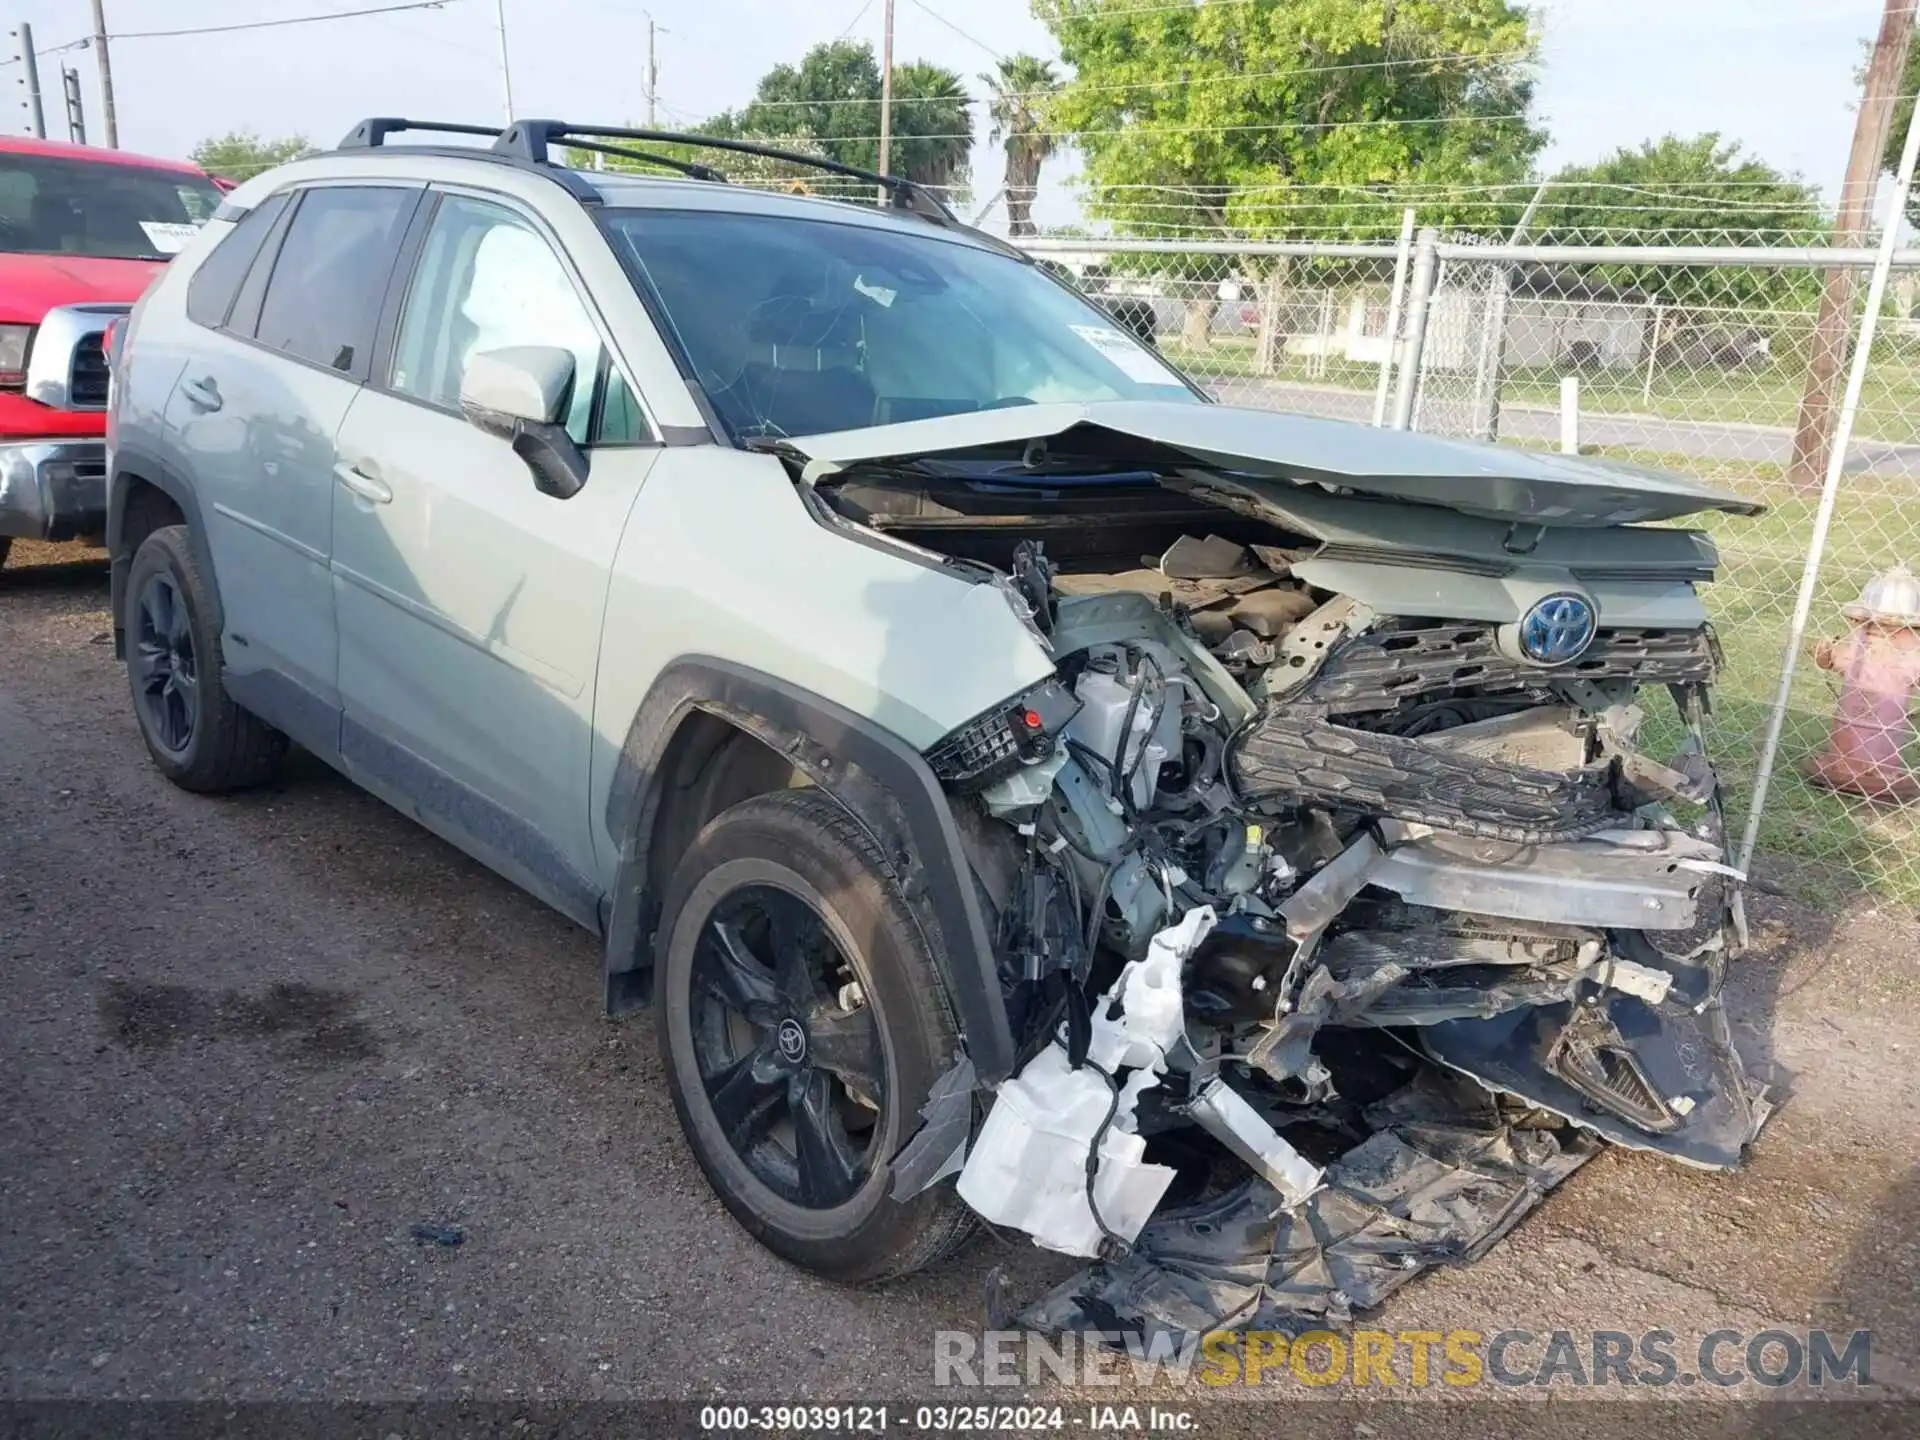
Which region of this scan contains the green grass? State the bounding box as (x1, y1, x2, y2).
(1160, 335, 1920, 446)
(1607, 451, 1920, 912)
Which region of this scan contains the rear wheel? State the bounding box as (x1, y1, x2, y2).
(656, 788, 972, 1284)
(124, 525, 287, 791)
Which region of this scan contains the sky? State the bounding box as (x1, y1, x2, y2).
(0, 0, 1897, 230)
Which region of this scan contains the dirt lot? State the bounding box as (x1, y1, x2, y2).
(3, 539, 1918, 1431)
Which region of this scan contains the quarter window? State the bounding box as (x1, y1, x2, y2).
(390, 195, 618, 446)
(253, 185, 414, 376)
(185, 191, 290, 329)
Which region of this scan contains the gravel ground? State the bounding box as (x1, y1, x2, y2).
(3, 539, 1918, 1431)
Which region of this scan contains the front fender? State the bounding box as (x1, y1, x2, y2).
(603, 656, 1014, 1083)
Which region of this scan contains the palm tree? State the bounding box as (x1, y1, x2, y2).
(981, 55, 1060, 237)
(891, 62, 973, 193)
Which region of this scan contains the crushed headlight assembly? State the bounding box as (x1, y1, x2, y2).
(924, 677, 1081, 792)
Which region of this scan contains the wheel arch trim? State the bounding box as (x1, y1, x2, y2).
(108, 443, 220, 658)
(603, 656, 1014, 1083)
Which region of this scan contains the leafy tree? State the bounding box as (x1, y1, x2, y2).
(1534, 134, 1825, 247)
(190, 130, 314, 183)
(707, 40, 972, 193)
(1036, 0, 1545, 241)
(1532, 134, 1826, 315)
(982, 54, 1061, 237)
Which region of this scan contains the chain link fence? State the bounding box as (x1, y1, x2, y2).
(1027, 232, 1920, 912)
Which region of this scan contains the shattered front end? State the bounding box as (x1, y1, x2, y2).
(802, 406, 1772, 1338)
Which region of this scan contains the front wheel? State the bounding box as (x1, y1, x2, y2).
(655, 788, 973, 1284)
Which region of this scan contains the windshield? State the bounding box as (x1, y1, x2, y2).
(600, 208, 1199, 441)
(0, 152, 221, 261)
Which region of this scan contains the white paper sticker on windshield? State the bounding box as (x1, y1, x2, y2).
(1071, 323, 1184, 386)
(139, 220, 203, 255)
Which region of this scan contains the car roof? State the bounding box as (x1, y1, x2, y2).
(228, 145, 1013, 258)
(0, 134, 207, 176)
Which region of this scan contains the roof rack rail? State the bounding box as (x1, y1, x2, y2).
(561, 136, 727, 184)
(338, 117, 504, 149)
(493, 120, 958, 224)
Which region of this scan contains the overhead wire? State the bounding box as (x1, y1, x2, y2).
(110, 0, 467, 41)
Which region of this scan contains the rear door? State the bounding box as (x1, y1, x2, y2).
(164, 181, 422, 753)
(328, 188, 662, 922)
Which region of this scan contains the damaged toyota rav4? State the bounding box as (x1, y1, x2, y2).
(108, 120, 1770, 1336)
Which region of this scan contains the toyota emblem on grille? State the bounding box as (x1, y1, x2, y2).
(1518, 592, 1597, 665)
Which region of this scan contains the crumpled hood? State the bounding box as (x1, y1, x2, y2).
(782, 400, 1765, 528)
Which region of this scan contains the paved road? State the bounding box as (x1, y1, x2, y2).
(2, 545, 1916, 1424)
(1211, 377, 1920, 474)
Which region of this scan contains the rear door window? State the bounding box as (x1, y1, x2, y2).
(252, 186, 416, 379)
(185, 191, 290, 329)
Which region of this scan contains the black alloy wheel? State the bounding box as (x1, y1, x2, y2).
(130, 569, 199, 755)
(689, 883, 886, 1210)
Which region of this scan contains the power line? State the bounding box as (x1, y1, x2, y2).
(110, 0, 464, 42)
(719, 47, 1535, 109)
(903, 0, 1002, 61)
(837, 0, 874, 39)
(713, 112, 1532, 144)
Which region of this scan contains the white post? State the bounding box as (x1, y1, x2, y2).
(1372, 208, 1416, 426)
(1642, 303, 1662, 408)
(1738, 90, 1920, 872)
(1559, 375, 1580, 453)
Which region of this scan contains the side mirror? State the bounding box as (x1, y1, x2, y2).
(458, 345, 588, 500)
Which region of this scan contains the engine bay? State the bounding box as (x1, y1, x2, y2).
(817, 449, 1769, 1339)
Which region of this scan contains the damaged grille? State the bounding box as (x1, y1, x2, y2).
(1231, 716, 1620, 842)
(1303, 624, 1718, 714)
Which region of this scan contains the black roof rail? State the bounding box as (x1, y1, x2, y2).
(338, 117, 504, 149)
(562, 136, 728, 184)
(493, 119, 958, 224)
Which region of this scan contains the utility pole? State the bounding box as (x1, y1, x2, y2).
(877, 0, 894, 182)
(60, 65, 85, 145)
(645, 14, 661, 127)
(88, 0, 116, 146)
(1789, 0, 1912, 489)
(13, 24, 45, 139)
(494, 0, 515, 123)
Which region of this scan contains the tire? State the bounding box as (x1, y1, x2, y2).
(0, 537, 11, 570)
(124, 524, 287, 791)
(656, 787, 973, 1284)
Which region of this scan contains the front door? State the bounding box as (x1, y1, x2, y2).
(329, 190, 659, 922)
(165, 182, 421, 749)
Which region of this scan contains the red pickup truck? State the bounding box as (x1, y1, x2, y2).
(0, 136, 222, 570)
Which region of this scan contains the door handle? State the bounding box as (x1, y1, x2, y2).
(180, 375, 222, 413)
(333, 461, 393, 505)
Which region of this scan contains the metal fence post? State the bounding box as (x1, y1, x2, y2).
(1737, 93, 1920, 873)
(1371, 208, 1416, 426)
(1390, 227, 1439, 431)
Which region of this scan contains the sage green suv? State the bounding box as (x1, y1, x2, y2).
(106, 119, 1767, 1325)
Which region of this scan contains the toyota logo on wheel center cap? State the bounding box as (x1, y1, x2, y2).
(1518, 592, 1598, 665)
(776, 1018, 808, 1064)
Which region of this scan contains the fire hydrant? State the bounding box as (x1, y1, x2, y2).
(1808, 564, 1920, 803)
